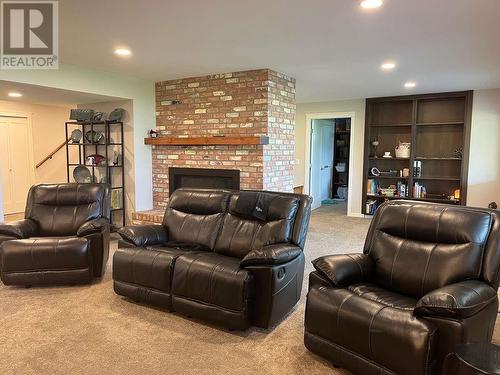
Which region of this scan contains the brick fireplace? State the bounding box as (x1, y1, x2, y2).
(132, 69, 296, 224)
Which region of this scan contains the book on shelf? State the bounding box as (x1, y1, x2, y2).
(367, 179, 378, 195)
(413, 182, 427, 198)
(365, 199, 378, 215)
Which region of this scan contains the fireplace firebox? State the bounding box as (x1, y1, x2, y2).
(168, 167, 240, 196)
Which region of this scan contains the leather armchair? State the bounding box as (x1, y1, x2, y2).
(305, 200, 500, 375)
(0, 183, 111, 286)
(114, 188, 312, 330)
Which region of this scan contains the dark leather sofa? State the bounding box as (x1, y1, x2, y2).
(0, 183, 111, 286)
(114, 188, 312, 330)
(305, 200, 500, 375)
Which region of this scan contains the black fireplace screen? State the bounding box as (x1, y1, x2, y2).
(168, 167, 240, 196)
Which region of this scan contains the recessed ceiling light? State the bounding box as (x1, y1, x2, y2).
(360, 0, 383, 9)
(404, 81, 416, 88)
(381, 62, 396, 70)
(8, 92, 22, 98)
(114, 48, 131, 56)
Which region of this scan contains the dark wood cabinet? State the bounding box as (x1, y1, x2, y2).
(363, 91, 472, 215)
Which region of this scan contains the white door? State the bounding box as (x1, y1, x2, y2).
(309, 119, 334, 210)
(319, 125, 334, 202)
(0, 117, 33, 214)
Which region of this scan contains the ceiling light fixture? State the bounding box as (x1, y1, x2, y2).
(381, 62, 396, 70)
(404, 81, 416, 88)
(8, 92, 22, 98)
(360, 0, 383, 9)
(114, 48, 131, 56)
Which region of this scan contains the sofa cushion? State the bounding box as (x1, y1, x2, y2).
(214, 193, 299, 258)
(366, 202, 492, 298)
(113, 242, 203, 294)
(171, 252, 254, 312)
(347, 283, 417, 310)
(305, 286, 436, 375)
(162, 189, 231, 250)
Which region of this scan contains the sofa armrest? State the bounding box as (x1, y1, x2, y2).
(117, 225, 167, 247)
(77, 218, 110, 237)
(311, 254, 374, 287)
(240, 243, 302, 267)
(0, 219, 38, 239)
(415, 280, 498, 319)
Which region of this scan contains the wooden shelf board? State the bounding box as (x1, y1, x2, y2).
(416, 122, 464, 126)
(369, 157, 410, 161)
(368, 123, 413, 127)
(366, 195, 401, 200)
(366, 195, 460, 204)
(414, 176, 461, 181)
(415, 157, 462, 161)
(144, 136, 269, 146)
(370, 176, 408, 179)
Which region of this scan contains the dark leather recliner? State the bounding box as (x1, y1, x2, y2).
(114, 188, 312, 330)
(305, 200, 500, 375)
(0, 183, 111, 286)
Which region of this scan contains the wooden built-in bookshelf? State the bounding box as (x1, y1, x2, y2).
(362, 91, 473, 215)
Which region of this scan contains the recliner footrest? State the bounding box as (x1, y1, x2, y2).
(171, 252, 254, 329)
(1, 237, 91, 286)
(305, 286, 437, 375)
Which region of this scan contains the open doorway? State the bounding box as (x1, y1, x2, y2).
(308, 116, 352, 212)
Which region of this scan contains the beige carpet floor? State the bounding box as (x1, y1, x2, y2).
(1, 203, 499, 374)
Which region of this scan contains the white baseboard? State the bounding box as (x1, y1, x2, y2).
(347, 212, 368, 218)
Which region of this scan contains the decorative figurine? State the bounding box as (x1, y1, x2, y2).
(371, 139, 379, 157)
(113, 150, 121, 166)
(86, 154, 105, 166)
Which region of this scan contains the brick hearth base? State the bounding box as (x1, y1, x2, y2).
(131, 209, 164, 225)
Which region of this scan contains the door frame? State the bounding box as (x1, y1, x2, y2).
(304, 111, 355, 212)
(0, 111, 35, 216)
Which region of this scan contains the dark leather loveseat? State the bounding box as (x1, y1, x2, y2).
(305, 200, 500, 375)
(0, 183, 111, 286)
(114, 188, 312, 330)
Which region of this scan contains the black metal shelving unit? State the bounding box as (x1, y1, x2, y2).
(65, 120, 125, 229)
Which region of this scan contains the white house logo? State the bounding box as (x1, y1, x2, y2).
(1, 0, 58, 69)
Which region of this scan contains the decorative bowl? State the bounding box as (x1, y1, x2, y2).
(85, 130, 104, 144)
(70, 129, 82, 143)
(73, 165, 92, 183)
(335, 163, 346, 172)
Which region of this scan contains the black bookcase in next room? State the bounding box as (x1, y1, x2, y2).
(362, 91, 472, 215)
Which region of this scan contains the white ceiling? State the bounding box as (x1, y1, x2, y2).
(0, 81, 124, 107)
(59, 0, 500, 102)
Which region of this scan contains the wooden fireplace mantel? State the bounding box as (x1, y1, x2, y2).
(144, 135, 269, 146)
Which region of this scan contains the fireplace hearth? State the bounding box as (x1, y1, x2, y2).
(168, 167, 240, 196)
